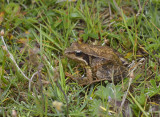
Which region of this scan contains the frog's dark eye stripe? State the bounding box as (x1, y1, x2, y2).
(83, 55, 89, 65)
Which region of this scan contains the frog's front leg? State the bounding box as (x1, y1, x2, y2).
(67, 66, 93, 85)
(85, 66, 93, 84)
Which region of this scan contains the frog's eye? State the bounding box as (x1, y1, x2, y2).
(75, 51, 82, 56)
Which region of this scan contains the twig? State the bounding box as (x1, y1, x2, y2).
(1, 30, 36, 91)
(119, 73, 133, 111)
(29, 71, 38, 90)
(119, 58, 145, 113)
(136, 0, 142, 16)
(108, 2, 112, 19)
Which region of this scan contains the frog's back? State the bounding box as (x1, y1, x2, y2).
(77, 43, 123, 64)
(95, 63, 128, 82)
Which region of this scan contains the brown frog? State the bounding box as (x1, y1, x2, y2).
(65, 42, 128, 85)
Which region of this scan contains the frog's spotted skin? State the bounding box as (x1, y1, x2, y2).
(65, 42, 128, 85)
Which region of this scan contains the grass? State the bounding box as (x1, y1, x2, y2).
(0, 0, 160, 116)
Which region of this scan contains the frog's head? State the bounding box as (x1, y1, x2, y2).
(65, 42, 89, 65)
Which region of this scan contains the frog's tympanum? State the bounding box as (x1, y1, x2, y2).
(65, 42, 128, 85)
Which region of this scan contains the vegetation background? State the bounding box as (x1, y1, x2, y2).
(0, 0, 160, 116)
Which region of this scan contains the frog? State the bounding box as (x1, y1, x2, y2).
(65, 42, 128, 85)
